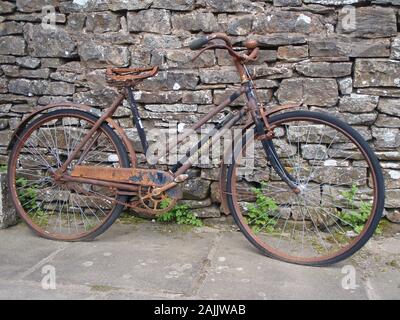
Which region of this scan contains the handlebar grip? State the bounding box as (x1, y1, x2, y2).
(189, 36, 209, 50)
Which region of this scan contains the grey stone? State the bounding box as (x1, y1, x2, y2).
(0, 119, 8, 130)
(66, 13, 86, 31)
(137, 71, 199, 91)
(44, 82, 75, 96)
(338, 94, 379, 113)
(390, 37, 400, 60)
(210, 181, 221, 203)
(15, 56, 41, 69)
(354, 59, 400, 88)
(0, 21, 23, 36)
(249, 65, 293, 79)
(375, 114, 400, 128)
(192, 205, 221, 218)
(0, 36, 26, 56)
(372, 0, 400, 4)
(132, 91, 181, 104)
(200, 68, 240, 84)
(253, 11, 325, 35)
(23, 24, 76, 58)
(386, 209, 400, 222)
(182, 91, 213, 104)
(2, 65, 50, 79)
(252, 34, 307, 48)
(182, 177, 211, 200)
(73, 89, 117, 108)
(204, 0, 264, 13)
(357, 88, 400, 98)
(309, 37, 390, 58)
(172, 12, 219, 33)
(337, 6, 397, 39)
(0, 1, 15, 13)
(384, 169, 400, 189)
(152, 0, 195, 11)
(0, 173, 17, 229)
(277, 78, 338, 107)
(179, 198, 212, 209)
(41, 58, 64, 69)
(127, 9, 171, 34)
(50, 71, 79, 83)
(78, 41, 130, 68)
(302, 144, 327, 160)
(227, 15, 253, 36)
(214, 88, 272, 106)
(59, 0, 108, 13)
(273, 0, 302, 6)
(372, 127, 400, 149)
(108, 0, 152, 11)
(15, 0, 58, 12)
(303, 0, 361, 3)
(0, 55, 16, 64)
(164, 50, 216, 69)
(277, 45, 308, 62)
(143, 34, 182, 50)
(144, 104, 197, 113)
(341, 112, 378, 125)
(253, 79, 279, 89)
(86, 12, 120, 33)
(8, 79, 47, 96)
(0, 79, 7, 94)
(378, 98, 400, 117)
(338, 77, 353, 95)
(295, 62, 352, 78)
(0, 94, 37, 104)
(37, 95, 72, 105)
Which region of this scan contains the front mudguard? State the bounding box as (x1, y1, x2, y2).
(7, 102, 137, 167)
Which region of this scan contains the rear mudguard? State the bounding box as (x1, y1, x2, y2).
(219, 103, 299, 215)
(7, 102, 137, 167)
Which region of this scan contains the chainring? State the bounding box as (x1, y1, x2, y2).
(130, 185, 177, 217)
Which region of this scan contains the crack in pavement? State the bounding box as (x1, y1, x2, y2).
(186, 232, 223, 297)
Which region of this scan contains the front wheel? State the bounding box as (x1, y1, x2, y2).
(226, 111, 385, 266)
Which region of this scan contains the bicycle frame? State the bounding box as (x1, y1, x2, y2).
(53, 76, 298, 196)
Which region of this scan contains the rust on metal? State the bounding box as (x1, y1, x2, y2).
(70, 166, 175, 187)
(8, 102, 137, 166)
(106, 66, 159, 87)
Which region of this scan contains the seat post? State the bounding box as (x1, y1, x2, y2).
(125, 86, 149, 155)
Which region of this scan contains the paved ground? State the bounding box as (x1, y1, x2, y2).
(0, 218, 399, 300)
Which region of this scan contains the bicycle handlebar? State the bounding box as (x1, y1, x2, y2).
(188, 33, 259, 62)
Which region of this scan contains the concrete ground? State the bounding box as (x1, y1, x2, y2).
(0, 217, 399, 300)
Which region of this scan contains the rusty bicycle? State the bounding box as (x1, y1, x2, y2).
(7, 33, 385, 266)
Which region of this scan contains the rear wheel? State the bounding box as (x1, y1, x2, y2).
(7, 109, 130, 241)
(227, 111, 385, 266)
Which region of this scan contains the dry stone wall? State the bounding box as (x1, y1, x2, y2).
(0, 0, 400, 222)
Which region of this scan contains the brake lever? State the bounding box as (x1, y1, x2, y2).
(190, 43, 244, 63)
(241, 47, 260, 63)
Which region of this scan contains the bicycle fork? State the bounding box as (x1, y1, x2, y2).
(245, 84, 300, 194)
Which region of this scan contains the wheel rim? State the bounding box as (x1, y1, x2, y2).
(9, 112, 126, 240)
(230, 116, 379, 264)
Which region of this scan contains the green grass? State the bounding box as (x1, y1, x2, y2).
(339, 184, 382, 235)
(245, 182, 278, 234)
(0, 165, 7, 173)
(16, 177, 48, 227)
(157, 199, 203, 227)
